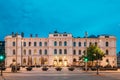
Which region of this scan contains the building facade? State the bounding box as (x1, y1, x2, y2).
(5, 32, 117, 67)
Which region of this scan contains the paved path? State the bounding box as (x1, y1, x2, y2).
(1, 67, 120, 80)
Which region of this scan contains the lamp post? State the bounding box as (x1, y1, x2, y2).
(15, 33, 18, 72)
(21, 39, 23, 67)
(85, 32, 88, 72)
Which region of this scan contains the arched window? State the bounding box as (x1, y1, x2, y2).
(73, 42, 76, 47)
(73, 50, 76, 55)
(29, 42, 31, 46)
(23, 42, 26, 46)
(89, 42, 92, 46)
(79, 50, 81, 55)
(59, 49, 62, 54)
(39, 49, 42, 55)
(23, 49, 26, 55)
(44, 42, 47, 46)
(106, 42, 109, 47)
(54, 49, 57, 54)
(95, 42, 97, 46)
(44, 49, 47, 55)
(54, 41, 57, 46)
(13, 42, 15, 46)
(59, 41, 62, 46)
(34, 42, 37, 46)
(84, 42, 86, 47)
(29, 49, 31, 55)
(64, 49, 67, 54)
(106, 50, 109, 55)
(78, 42, 81, 47)
(13, 49, 15, 55)
(64, 41, 67, 46)
(39, 42, 42, 46)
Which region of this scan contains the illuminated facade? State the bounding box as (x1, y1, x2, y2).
(5, 32, 117, 67)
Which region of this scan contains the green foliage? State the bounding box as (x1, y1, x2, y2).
(86, 44, 105, 61)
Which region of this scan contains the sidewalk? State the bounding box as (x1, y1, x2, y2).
(0, 76, 6, 80)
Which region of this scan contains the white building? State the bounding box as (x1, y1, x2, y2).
(5, 32, 117, 67)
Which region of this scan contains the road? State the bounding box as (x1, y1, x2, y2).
(1, 67, 120, 80)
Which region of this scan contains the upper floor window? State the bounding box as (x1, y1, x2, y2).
(78, 42, 81, 47)
(44, 49, 47, 55)
(39, 49, 42, 55)
(13, 49, 15, 55)
(54, 41, 57, 46)
(29, 49, 31, 55)
(73, 42, 76, 47)
(23, 42, 26, 47)
(54, 49, 57, 54)
(34, 49, 37, 54)
(79, 50, 81, 55)
(59, 49, 62, 54)
(106, 42, 109, 47)
(89, 42, 92, 46)
(64, 41, 67, 46)
(34, 42, 37, 46)
(23, 49, 26, 55)
(106, 50, 109, 55)
(64, 49, 67, 54)
(39, 42, 42, 46)
(59, 41, 62, 46)
(95, 42, 97, 46)
(29, 42, 31, 46)
(73, 50, 76, 55)
(44, 42, 47, 46)
(13, 42, 15, 46)
(84, 42, 86, 47)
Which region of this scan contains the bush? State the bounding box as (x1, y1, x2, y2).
(55, 67, 62, 71)
(42, 66, 48, 71)
(26, 67, 32, 71)
(68, 67, 75, 71)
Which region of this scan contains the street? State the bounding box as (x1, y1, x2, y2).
(0, 67, 120, 80)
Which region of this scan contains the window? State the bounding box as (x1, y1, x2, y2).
(84, 42, 86, 47)
(64, 41, 67, 46)
(13, 49, 15, 55)
(73, 42, 76, 47)
(78, 42, 81, 47)
(39, 49, 42, 55)
(54, 49, 57, 54)
(73, 50, 76, 55)
(106, 42, 109, 47)
(59, 49, 62, 54)
(23, 42, 26, 47)
(106, 50, 109, 55)
(34, 42, 37, 46)
(29, 50, 31, 55)
(29, 42, 31, 46)
(54, 41, 57, 46)
(59, 41, 62, 46)
(39, 42, 42, 46)
(23, 49, 26, 55)
(13, 42, 15, 46)
(79, 50, 81, 55)
(34, 49, 37, 54)
(95, 42, 97, 46)
(44, 49, 47, 55)
(89, 42, 92, 46)
(44, 42, 47, 46)
(64, 49, 67, 54)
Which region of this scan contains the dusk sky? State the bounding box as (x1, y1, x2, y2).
(0, 0, 120, 52)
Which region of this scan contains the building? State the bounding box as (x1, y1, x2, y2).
(5, 32, 117, 67)
(117, 52, 120, 67)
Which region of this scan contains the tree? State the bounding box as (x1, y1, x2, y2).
(83, 44, 105, 66)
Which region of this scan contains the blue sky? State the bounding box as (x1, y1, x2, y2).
(0, 0, 120, 52)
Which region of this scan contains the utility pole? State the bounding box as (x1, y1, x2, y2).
(85, 32, 88, 72)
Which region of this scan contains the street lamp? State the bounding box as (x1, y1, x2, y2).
(15, 33, 18, 72)
(85, 32, 88, 72)
(21, 39, 23, 67)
